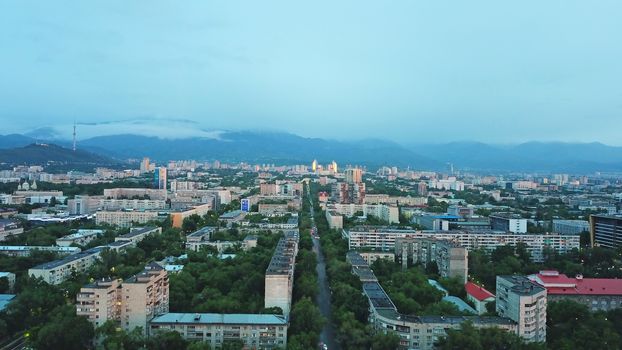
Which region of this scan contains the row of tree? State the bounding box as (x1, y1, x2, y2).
(310, 182, 401, 349)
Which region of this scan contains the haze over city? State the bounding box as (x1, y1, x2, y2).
(1, 1, 622, 144)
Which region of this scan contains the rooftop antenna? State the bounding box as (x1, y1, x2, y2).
(72, 122, 77, 151)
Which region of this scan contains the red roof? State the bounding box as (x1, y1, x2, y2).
(465, 282, 495, 301)
(529, 271, 622, 296)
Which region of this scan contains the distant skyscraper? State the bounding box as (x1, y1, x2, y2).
(154, 167, 167, 190)
(345, 168, 363, 184)
(140, 157, 150, 174)
(332, 160, 338, 173)
(311, 159, 318, 172)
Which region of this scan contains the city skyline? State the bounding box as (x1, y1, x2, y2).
(1, 1, 622, 145)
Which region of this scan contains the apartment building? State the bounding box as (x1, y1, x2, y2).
(496, 276, 547, 343)
(170, 203, 213, 228)
(394, 237, 468, 283)
(327, 203, 399, 224)
(552, 220, 589, 235)
(115, 226, 161, 245)
(122, 263, 170, 333)
(344, 227, 579, 262)
(103, 188, 168, 201)
(56, 229, 104, 247)
(185, 226, 217, 251)
(77, 263, 169, 333)
(264, 231, 299, 316)
(76, 278, 122, 328)
(0, 245, 81, 257)
(29, 247, 104, 285)
(490, 214, 527, 234)
(96, 210, 160, 228)
(325, 210, 344, 230)
(347, 252, 519, 350)
(149, 313, 288, 349)
(590, 214, 622, 248)
(0, 219, 24, 241)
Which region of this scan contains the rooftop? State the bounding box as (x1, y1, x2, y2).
(0, 294, 15, 311)
(498, 275, 546, 296)
(220, 210, 244, 219)
(150, 313, 287, 325)
(30, 247, 103, 270)
(465, 281, 495, 301)
(529, 271, 622, 296)
(187, 226, 216, 238)
(117, 226, 158, 239)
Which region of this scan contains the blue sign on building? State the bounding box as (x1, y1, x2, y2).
(241, 198, 250, 212)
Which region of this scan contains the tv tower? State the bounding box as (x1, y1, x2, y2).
(72, 122, 77, 151)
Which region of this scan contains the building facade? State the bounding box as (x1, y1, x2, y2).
(528, 270, 622, 311)
(394, 237, 468, 283)
(264, 231, 298, 316)
(344, 227, 579, 263)
(77, 263, 169, 333)
(96, 210, 160, 228)
(590, 214, 622, 248)
(496, 276, 547, 343)
(150, 313, 287, 348)
(490, 214, 527, 234)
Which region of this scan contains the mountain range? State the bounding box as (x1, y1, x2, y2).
(0, 143, 121, 172)
(0, 131, 621, 173)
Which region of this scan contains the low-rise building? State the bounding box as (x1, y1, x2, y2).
(149, 313, 288, 348)
(185, 226, 217, 251)
(0, 219, 24, 241)
(528, 270, 622, 311)
(465, 281, 495, 315)
(219, 210, 246, 227)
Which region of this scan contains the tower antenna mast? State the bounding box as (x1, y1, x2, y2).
(72, 122, 77, 151)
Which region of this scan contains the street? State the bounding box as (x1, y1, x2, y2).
(308, 189, 340, 350)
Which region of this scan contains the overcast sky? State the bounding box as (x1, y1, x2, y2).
(1, 1, 621, 144)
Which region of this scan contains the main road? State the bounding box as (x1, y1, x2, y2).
(308, 188, 340, 350)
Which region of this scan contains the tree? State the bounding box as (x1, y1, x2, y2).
(289, 297, 324, 347)
(147, 330, 188, 350)
(436, 321, 544, 350)
(32, 305, 95, 350)
(370, 332, 401, 349)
